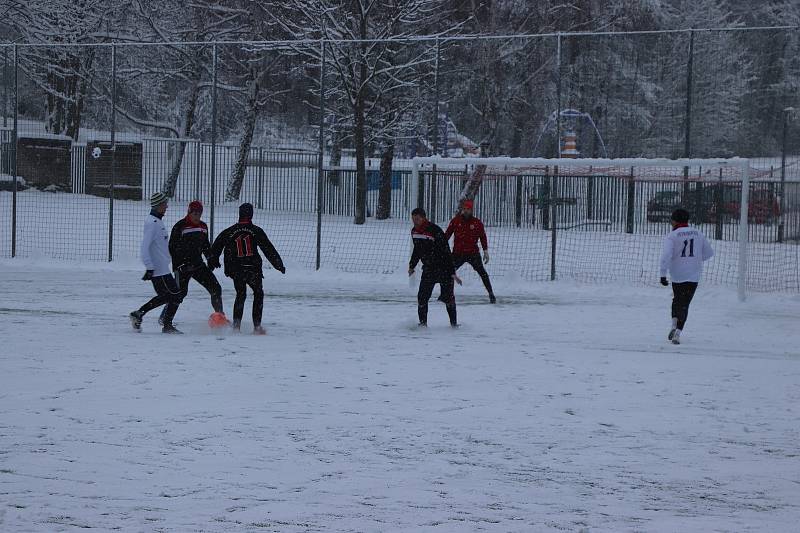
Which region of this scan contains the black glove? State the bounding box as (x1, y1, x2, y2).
(278, 266, 286, 274)
(142, 270, 154, 281)
(207, 257, 221, 270)
(660, 277, 669, 286)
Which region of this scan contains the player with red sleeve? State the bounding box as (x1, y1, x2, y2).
(444, 199, 496, 303)
(409, 208, 462, 328)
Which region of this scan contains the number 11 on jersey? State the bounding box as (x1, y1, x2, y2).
(681, 238, 694, 258)
(235, 234, 254, 257)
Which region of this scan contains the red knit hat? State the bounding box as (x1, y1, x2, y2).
(462, 199, 474, 210)
(188, 200, 203, 214)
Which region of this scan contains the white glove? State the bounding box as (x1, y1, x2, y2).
(483, 250, 490, 264)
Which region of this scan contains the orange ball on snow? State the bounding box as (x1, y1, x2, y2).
(208, 312, 229, 329)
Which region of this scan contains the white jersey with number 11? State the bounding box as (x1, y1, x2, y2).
(659, 226, 714, 283)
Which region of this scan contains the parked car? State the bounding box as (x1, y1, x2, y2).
(649, 186, 781, 225)
(714, 188, 781, 225)
(646, 190, 683, 222)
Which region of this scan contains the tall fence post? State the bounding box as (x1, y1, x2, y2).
(316, 39, 326, 271)
(209, 44, 218, 241)
(778, 107, 791, 243)
(555, 33, 563, 159)
(432, 38, 441, 156)
(626, 167, 636, 234)
(257, 147, 264, 210)
(684, 30, 695, 160)
(2, 47, 7, 129)
(417, 166, 425, 209)
(550, 32, 562, 281)
(108, 44, 117, 262)
(586, 166, 594, 220)
(541, 173, 550, 230)
(11, 44, 18, 258)
(683, 30, 695, 195)
(737, 159, 750, 302)
(550, 166, 557, 281)
(429, 38, 441, 223)
(715, 168, 723, 240)
(194, 140, 201, 201)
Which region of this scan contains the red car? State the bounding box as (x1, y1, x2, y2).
(713, 188, 780, 224)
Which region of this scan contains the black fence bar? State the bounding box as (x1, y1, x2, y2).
(550, 167, 556, 281)
(209, 44, 217, 240)
(11, 44, 17, 258)
(316, 40, 326, 271)
(108, 44, 117, 263)
(626, 168, 636, 234)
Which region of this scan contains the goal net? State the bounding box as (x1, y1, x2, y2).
(410, 156, 787, 300)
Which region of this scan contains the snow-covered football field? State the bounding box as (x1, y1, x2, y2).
(1, 259, 799, 532)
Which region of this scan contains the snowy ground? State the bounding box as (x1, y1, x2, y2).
(1, 260, 799, 532)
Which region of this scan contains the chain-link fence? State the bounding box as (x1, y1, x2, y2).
(0, 28, 799, 291)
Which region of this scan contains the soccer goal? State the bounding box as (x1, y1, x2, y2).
(412, 156, 753, 301)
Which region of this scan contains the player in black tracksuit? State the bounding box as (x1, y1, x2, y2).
(208, 203, 285, 334)
(408, 208, 462, 327)
(158, 201, 224, 324)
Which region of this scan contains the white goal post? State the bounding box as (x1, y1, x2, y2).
(411, 156, 751, 301)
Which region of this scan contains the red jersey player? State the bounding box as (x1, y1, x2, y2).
(444, 199, 496, 303)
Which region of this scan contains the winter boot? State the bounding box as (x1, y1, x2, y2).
(668, 318, 678, 342)
(129, 310, 143, 331)
(162, 323, 183, 335)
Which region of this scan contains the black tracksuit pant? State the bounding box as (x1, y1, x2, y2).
(418, 270, 457, 325)
(671, 281, 698, 330)
(159, 265, 223, 322)
(232, 271, 264, 327)
(138, 274, 183, 325)
(453, 253, 494, 296)
(176, 265, 223, 312)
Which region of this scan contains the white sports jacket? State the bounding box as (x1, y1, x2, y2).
(140, 212, 172, 277)
(659, 225, 714, 283)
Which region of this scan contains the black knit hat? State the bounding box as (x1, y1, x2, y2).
(239, 203, 254, 220)
(671, 208, 690, 224)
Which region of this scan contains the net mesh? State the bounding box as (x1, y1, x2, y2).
(0, 30, 798, 295)
(10, 44, 113, 261)
(313, 39, 438, 274)
(415, 157, 799, 292)
(215, 43, 321, 271)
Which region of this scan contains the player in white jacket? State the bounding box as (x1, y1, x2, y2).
(659, 208, 714, 345)
(129, 192, 184, 333)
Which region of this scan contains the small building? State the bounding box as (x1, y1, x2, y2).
(16, 134, 73, 191)
(85, 141, 143, 200)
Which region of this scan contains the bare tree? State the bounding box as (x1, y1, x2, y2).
(219, 3, 296, 203)
(223, 56, 292, 203)
(3, 0, 113, 140)
(261, 0, 458, 224)
(225, 68, 260, 202)
(114, 0, 250, 197)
